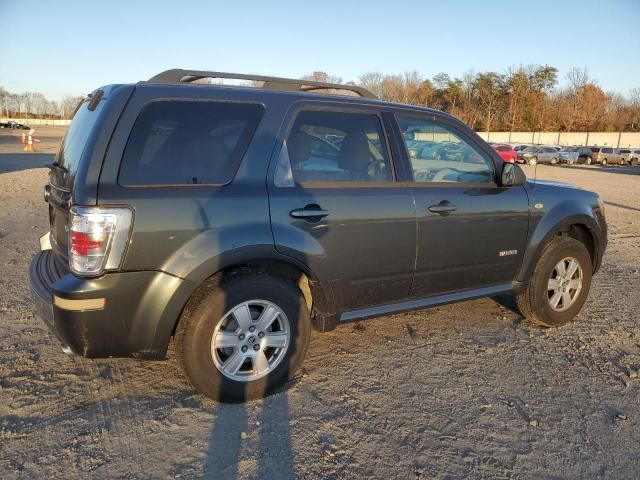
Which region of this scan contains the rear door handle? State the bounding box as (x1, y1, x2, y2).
(428, 201, 457, 216)
(290, 205, 329, 220)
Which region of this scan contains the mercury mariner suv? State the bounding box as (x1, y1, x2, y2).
(29, 69, 607, 401)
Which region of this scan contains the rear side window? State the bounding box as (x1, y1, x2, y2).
(283, 110, 393, 184)
(119, 101, 263, 186)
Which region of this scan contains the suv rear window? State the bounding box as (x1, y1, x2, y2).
(119, 101, 264, 186)
(55, 96, 105, 184)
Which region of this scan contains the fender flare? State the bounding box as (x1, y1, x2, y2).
(517, 200, 603, 283)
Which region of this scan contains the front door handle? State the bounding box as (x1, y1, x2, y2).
(428, 201, 457, 216)
(290, 204, 329, 220)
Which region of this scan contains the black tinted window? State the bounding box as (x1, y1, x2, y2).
(120, 101, 263, 186)
(286, 110, 392, 183)
(57, 97, 105, 179)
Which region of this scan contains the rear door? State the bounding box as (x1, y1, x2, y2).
(392, 112, 529, 297)
(267, 103, 416, 312)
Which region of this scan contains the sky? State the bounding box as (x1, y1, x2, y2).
(1, 0, 639, 102)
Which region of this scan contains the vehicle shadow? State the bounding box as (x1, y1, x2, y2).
(200, 131, 301, 479)
(555, 164, 640, 176)
(0, 153, 54, 174)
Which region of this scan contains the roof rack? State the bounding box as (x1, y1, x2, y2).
(147, 69, 377, 99)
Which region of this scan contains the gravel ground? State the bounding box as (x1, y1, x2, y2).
(1, 127, 639, 479)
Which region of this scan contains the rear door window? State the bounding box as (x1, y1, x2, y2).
(283, 110, 393, 184)
(119, 101, 264, 186)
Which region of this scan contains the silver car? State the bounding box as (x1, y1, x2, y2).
(518, 146, 560, 165)
(559, 146, 593, 165)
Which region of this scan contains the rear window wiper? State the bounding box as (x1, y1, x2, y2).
(46, 161, 69, 173)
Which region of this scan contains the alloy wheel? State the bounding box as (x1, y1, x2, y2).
(547, 257, 583, 312)
(211, 300, 290, 381)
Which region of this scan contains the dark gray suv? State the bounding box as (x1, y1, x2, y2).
(29, 69, 607, 401)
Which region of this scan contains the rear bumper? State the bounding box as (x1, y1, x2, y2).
(29, 248, 196, 359)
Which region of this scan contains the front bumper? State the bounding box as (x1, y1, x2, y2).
(29, 245, 195, 359)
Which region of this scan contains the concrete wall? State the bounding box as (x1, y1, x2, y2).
(476, 131, 640, 148)
(1, 118, 71, 126)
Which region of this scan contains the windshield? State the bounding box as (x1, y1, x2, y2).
(523, 146, 538, 152)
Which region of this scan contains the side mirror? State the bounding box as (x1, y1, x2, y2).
(501, 162, 526, 187)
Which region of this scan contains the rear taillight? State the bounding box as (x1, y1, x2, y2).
(68, 206, 133, 276)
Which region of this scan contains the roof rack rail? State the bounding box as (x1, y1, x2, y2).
(147, 69, 377, 99)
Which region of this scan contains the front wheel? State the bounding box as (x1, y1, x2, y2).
(175, 272, 311, 402)
(550, 157, 558, 165)
(516, 236, 592, 327)
(601, 159, 607, 166)
(528, 157, 537, 166)
(585, 157, 592, 165)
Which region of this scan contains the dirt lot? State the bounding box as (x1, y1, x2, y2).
(1, 126, 639, 479)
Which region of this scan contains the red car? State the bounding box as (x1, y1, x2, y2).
(493, 144, 517, 163)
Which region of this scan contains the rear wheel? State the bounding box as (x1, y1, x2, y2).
(621, 158, 627, 166)
(585, 157, 592, 165)
(175, 272, 311, 402)
(601, 158, 607, 166)
(528, 157, 537, 166)
(516, 236, 592, 327)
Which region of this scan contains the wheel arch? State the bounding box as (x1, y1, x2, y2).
(152, 251, 338, 356)
(517, 204, 602, 284)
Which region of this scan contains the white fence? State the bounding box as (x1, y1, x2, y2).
(1, 118, 71, 126)
(476, 131, 640, 148)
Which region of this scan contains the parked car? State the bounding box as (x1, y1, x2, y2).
(513, 144, 530, 153)
(618, 149, 633, 165)
(29, 69, 608, 402)
(592, 147, 629, 166)
(559, 146, 593, 165)
(0, 120, 30, 129)
(492, 144, 517, 163)
(518, 146, 560, 165)
(630, 149, 640, 166)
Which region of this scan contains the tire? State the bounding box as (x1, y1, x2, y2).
(550, 157, 558, 165)
(632, 158, 639, 166)
(516, 236, 592, 327)
(528, 157, 537, 166)
(621, 158, 627, 166)
(585, 157, 592, 165)
(175, 272, 311, 402)
(601, 158, 607, 166)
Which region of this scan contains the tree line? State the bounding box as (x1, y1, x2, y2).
(307, 67, 640, 133)
(3, 65, 639, 131)
(0, 87, 83, 120)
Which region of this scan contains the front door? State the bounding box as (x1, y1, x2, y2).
(394, 114, 530, 298)
(267, 106, 416, 311)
